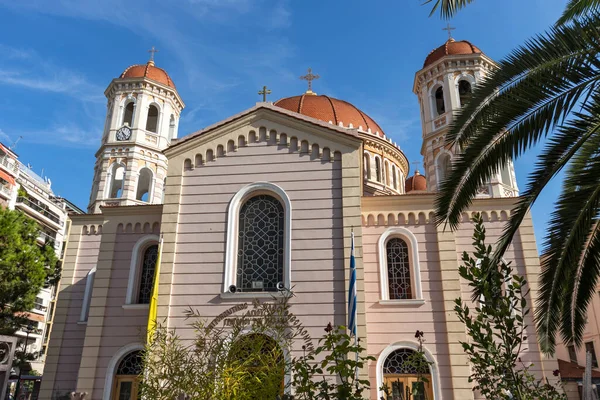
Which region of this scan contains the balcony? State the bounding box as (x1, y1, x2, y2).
(0, 155, 19, 174)
(33, 302, 48, 313)
(16, 196, 63, 229)
(36, 230, 57, 248)
(0, 183, 12, 199)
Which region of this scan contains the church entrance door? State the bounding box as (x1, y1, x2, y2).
(113, 376, 139, 400)
(383, 374, 433, 400)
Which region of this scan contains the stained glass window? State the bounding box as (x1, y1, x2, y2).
(383, 349, 429, 375)
(237, 195, 284, 292)
(138, 245, 158, 304)
(386, 238, 412, 300)
(116, 351, 143, 375)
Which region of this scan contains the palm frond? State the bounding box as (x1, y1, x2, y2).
(537, 134, 600, 351)
(422, 0, 476, 19)
(435, 15, 600, 230)
(558, 0, 600, 25)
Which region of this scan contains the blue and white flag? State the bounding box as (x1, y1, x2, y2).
(348, 231, 357, 337)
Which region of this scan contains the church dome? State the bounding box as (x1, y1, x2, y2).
(274, 94, 385, 137)
(423, 38, 482, 68)
(405, 170, 427, 193)
(120, 61, 176, 88)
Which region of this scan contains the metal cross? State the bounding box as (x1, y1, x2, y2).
(300, 68, 320, 93)
(411, 160, 422, 172)
(258, 85, 272, 102)
(148, 46, 159, 62)
(442, 23, 456, 40)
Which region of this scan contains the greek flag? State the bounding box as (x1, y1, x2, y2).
(348, 231, 357, 337)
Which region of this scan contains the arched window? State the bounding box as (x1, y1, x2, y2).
(108, 163, 125, 198)
(384, 160, 390, 186)
(112, 350, 143, 400)
(434, 86, 445, 116)
(375, 157, 382, 183)
(378, 228, 423, 302)
(168, 114, 176, 139)
(458, 80, 472, 107)
(500, 164, 513, 187)
(123, 102, 135, 127)
(237, 195, 284, 292)
(80, 267, 96, 322)
(146, 105, 159, 133)
(363, 153, 371, 181)
(392, 165, 398, 190)
(382, 349, 433, 400)
(386, 238, 412, 300)
(137, 244, 158, 304)
(436, 153, 452, 186)
(224, 183, 292, 295)
(136, 168, 153, 202)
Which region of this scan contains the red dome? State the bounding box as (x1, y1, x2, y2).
(424, 38, 482, 68)
(120, 61, 176, 88)
(405, 171, 427, 193)
(274, 94, 385, 136)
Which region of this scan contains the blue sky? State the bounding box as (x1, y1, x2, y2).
(0, 0, 566, 248)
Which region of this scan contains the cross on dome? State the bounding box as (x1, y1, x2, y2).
(258, 85, 272, 102)
(300, 68, 320, 95)
(148, 46, 159, 64)
(442, 23, 456, 40)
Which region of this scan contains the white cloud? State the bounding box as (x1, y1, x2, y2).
(0, 129, 11, 144)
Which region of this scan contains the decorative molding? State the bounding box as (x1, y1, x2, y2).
(377, 227, 423, 301)
(223, 182, 292, 294)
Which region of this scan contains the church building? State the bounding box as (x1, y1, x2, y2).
(41, 38, 556, 399)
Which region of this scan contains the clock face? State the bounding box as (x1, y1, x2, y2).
(116, 126, 132, 141)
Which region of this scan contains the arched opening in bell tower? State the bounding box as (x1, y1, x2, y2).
(136, 168, 153, 202)
(108, 163, 126, 198)
(458, 80, 472, 107)
(168, 114, 176, 139)
(123, 102, 135, 127)
(434, 87, 445, 116)
(146, 105, 159, 133)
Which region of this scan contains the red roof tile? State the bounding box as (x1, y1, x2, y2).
(120, 61, 176, 88)
(424, 39, 482, 68)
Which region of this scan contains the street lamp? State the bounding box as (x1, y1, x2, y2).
(14, 322, 35, 400)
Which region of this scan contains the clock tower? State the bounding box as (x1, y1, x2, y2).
(88, 55, 185, 213)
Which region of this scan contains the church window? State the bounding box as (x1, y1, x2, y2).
(436, 152, 452, 186)
(384, 160, 390, 186)
(168, 114, 176, 139)
(80, 267, 96, 322)
(136, 168, 153, 202)
(108, 163, 125, 198)
(378, 228, 423, 302)
(236, 195, 284, 292)
(392, 165, 398, 190)
(434, 86, 445, 116)
(386, 238, 412, 299)
(112, 350, 143, 400)
(382, 348, 433, 400)
(458, 80, 472, 107)
(137, 245, 158, 304)
(123, 102, 135, 127)
(364, 153, 371, 181)
(500, 163, 513, 187)
(224, 183, 291, 295)
(146, 105, 159, 133)
(375, 157, 382, 183)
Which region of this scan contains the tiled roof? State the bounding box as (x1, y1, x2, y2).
(274, 94, 385, 137)
(120, 61, 176, 88)
(558, 359, 600, 380)
(424, 38, 482, 68)
(405, 171, 427, 193)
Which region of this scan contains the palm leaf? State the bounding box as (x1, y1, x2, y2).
(423, 0, 476, 18)
(558, 0, 600, 25)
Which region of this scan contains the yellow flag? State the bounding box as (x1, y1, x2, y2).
(146, 234, 163, 344)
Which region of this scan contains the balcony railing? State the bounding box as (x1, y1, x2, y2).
(33, 302, 48, 313)
(16, 196, 62, 225)
(0, 183, 11, 197)
(0, 155, 19, 174)
(37, 231, 57, 247)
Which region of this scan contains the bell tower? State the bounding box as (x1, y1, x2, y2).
(413, 37, 519, 198)
(88, 52, 185, 213)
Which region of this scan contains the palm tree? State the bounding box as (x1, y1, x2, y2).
(425, 0, 600, 353)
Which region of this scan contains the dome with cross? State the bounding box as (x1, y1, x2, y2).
(423, 38, 483, 68)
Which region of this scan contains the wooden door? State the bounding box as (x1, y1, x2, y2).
(113, 376, 139, 400)
(383, 374, 434, 400)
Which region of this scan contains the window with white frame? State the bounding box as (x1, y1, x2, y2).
(126, 236, 160, 305)
(224, 182, 292, 294)
(146, 105, 159, 133)
(378, 227, 423, 302)
(123, 101, 135, 127)
(138, 245, 158, 303)
(136, 168, 153, 202)
(107, 163, 125, 198)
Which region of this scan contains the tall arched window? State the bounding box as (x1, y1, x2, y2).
(108, 163, 125, 198)
(364, 153, 371, 181)
(458, 80, 472, 107)
(434, 87, 445, 116)
(237, 195, 284, 292)
(386, 238, 412, 300)
(375, 157, 382, 183)
(500, 164, 513, 187)
(136, 168, 153, 202)
(138, 245, 158, 304)
(436, 153, 451, 186)
(80, 267, 96, 322)
(168, 114, 176, 139)
(392, 165, 398, 190)
(123, 102, 135, 127)
(384, 160, 390, 186)
(112, 350, 143, 400)
(146, 105, 159, 133)
(382, 348, 433, 400)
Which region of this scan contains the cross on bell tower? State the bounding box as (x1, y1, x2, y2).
(300, 68, 320, 95)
